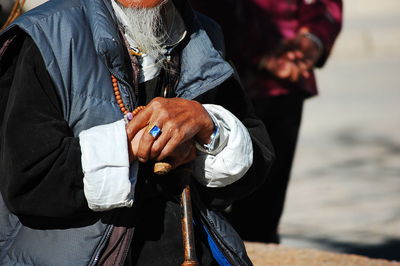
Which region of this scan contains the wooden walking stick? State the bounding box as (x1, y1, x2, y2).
(154, 163, 199, 266)
(178, 167, 199, 266)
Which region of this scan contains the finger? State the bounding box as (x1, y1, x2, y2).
(136, 122, 164, 162)
(128, 127, 146, 161)
(285, 51, 296, 61)
(128, 138, 135, 163)
(275, 60, 292, 79)
(294, 50, 304, 60)
(126, 107, 153, 140)
(297, 60, 308, 72)
(301, 70, 310, 79)
(289, 64, 301, 82)
(167, 141, 196, 169)
(149, 128, 172, 160)
(156, 133, 185, 161)
(297, 61, 310, 79)
(169, 149, 196, 169)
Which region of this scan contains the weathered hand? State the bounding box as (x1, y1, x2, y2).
(128, 127, 196, 168)
(263, 51, 304, 82)
(126, 97, 214, 166)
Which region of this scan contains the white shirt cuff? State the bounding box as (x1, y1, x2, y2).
(79, 119, 136, 211)
(193, 104, 253, 187)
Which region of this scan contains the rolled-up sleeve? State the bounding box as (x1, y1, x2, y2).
(79, 119, 136, 211)
(193, 104, 253, 187)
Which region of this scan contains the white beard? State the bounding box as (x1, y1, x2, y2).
(115, 1, 168, 62)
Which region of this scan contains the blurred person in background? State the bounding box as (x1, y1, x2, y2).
(191, 0, 343, 243)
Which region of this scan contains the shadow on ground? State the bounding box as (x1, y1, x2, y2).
(284, 236, 400, 261)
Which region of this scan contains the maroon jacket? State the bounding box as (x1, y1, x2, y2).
(191, 0, 343, 98)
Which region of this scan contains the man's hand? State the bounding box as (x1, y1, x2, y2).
(126, 97, 214, 168)
(261, 29, 322, 82)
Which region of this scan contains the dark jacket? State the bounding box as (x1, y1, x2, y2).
(0, 0, 274, 265)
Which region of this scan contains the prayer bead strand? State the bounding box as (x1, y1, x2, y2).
(111, 74, 145, 121)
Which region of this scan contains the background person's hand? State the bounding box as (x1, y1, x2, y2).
(261, 29, 322, 82)
(126, 97, 214, 168)
(262, 50, 306, 82)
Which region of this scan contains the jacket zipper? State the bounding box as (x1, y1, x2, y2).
(88, 224, 114, 266)
(163, 55, 172, 97)
(163, 53, 180, 98)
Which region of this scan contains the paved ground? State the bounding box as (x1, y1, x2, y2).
(278, 0, 400, 262)
(245, 243, 400, 266)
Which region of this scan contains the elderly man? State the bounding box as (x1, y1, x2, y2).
(0, 0, 273, 265)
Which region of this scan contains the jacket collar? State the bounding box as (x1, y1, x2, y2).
(82, 0, 234, 100)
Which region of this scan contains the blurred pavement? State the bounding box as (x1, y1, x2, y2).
(280, 0, 400, 262)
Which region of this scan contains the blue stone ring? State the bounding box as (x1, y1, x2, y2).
(148, 124, 162, 139)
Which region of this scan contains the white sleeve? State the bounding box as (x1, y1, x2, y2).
(192, 104, 253, 187)
(79, 119, 136, 211)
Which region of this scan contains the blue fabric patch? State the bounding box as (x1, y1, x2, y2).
(201, 224, 232, 266)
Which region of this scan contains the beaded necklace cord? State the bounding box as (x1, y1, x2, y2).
(111, 74, 145, 122)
